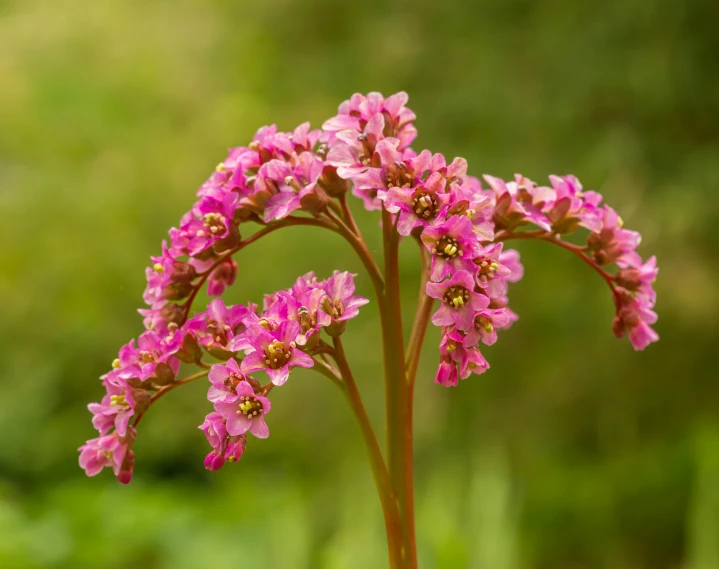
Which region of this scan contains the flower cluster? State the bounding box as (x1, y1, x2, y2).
(80, 91, 658, 483)
(81, 272, 368, 481)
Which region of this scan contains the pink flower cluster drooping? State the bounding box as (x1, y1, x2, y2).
(319, 97, 658, 384)
(81, 91, 658, 483)
(81, 271, 368, 481)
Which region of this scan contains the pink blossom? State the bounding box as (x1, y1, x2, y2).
(435, 330, 490, 387)
(143, 241, 196, 308)
(323, 91, 417, 150)
(612, 288, 659, 350)
(78, 428, 136, 484)
(199, 412, 249, 471)
(207, 257, 237, 297)
(318, 271, 370, 323)
(207, 358, 247, 403)
(239, 320, 314, 385)
(172, 191, 240, 258)
(185, 298, 251, 351)
(498, 248, 524, 283)
(543, 175, 604, 233)
(435, 355, 458, 387)
(472, 243, 515, 298)
(426, 270, 490, 331)
(463, 307, 515, 347)
(383, 162, 454, 236)
(353, 139, 432, 208)
(421, 215, 481, 280)
(266, 290, 331, 346)
(200, 412, 229, 471)
(263, 152, 327, 221)
(88, 377, 150, 437)
(444, 179, 495, 242)
(587, 206, 642, 268)
(616, 255, 658, 302)
(113, 329, 181, 383)
(214, 380, 272, 439)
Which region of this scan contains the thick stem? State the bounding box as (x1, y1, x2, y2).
(332, 339, 404, 569)
(381, 207, 417, 568)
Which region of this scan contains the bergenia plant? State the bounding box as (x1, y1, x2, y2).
(80, 92, 658, 568)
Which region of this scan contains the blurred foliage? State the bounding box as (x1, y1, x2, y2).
(1, 0, 718, 567)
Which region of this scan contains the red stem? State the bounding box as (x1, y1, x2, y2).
(132, 368, 209, 427)
(496, 229, 619, 303)
(331, 339, 404, 569)
(381, 206, 417, 568)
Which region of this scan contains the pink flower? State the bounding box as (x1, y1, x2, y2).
(435, 330, 490, 387)
(587, 206, 642, 267)
(318, 271, 370, 323)
(138, 305, 185, 336)
(484, 174, 552, 232)
(543, 175, 603, 233)
(173, 191, 240, 257)
(200, 412, 228, 471)
(78, 428, 136, 484)
(435, 355, 458, 387)
(472, 243, 515, 298)
(383, 162, 453, 236)
(143, 241, 197, 308)
(266, 290, 331, 346)
(207, 257, 237, 297)
(612, 288, 659, 350)
(426, 270, 490, 331)
(113, 330, 181, 383)
(239, 320, 314, 385)
(88, 377, 150, 437)
(444, 179, 495, 242)
(185, 298, 251, 351)
(207, 358, 247, 403)
(263, 152, 326, 221)
(463, 307, 515, 347)
(225, 435, 247, 463)
(421, 215, 481, 280)
(199, 412, 247, 471)
(214, 380, 272, 439)
(323, 91, 417, 150)
(497, 248, 524, 283)
(616, 255, 658, 303)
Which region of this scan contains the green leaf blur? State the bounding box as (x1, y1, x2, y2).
(1, 0, 717, 567)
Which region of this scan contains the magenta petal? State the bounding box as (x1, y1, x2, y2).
(431, 306, 455, 327)
(214, 398, 239, 419)
(225, 413, 251, 436)
(250, 417, 270, 439)
(291, 350, 314, 369)
(267, 366, 290, 386)
(240, 351, 264, 374)
(208, 365, 228, 385)
(455, 308, 474, 332)
(115, 412, 131, 438)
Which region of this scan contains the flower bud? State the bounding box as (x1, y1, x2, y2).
(152, 362, 176, 385)
(300, 185, 329, 214)
(177, 333, 202, 364)
(321, 167, 350, 197)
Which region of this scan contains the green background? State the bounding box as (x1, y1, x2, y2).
(1, 0, 718, 567)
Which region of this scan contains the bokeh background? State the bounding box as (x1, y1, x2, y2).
(2, 0, 718, 567)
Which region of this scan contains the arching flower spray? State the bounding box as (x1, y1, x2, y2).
(80, 92, 658, 568)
